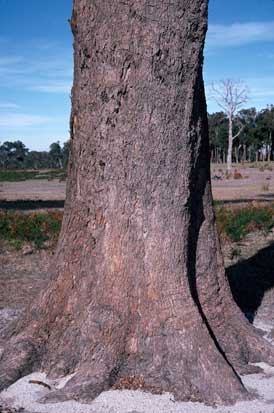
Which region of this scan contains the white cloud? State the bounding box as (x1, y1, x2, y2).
(0, 51, 72, 94)
(207, 21, 274, 48)
(0, 113, 52, 128)
(0, 102, 19, 109)
(32, 82, 72, 94)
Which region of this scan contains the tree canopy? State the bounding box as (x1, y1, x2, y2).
(0, 140, 69, 169)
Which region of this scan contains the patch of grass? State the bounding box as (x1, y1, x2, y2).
(0, 169, 66, 182)
(233, 170, 243, 179)
(216, 204, 274, 242)
(0, 210, 63, 248)
(225, 171, 232, 180)
(261, 183, 270, 192)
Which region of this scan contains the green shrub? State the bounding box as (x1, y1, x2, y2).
(0, 210, 63, 248)
(216, 204, 274, 242)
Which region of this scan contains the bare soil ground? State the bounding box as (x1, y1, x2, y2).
(211, 164, 274, 203)
(0, 179, 66, 202)
(0, 242, 53, 358)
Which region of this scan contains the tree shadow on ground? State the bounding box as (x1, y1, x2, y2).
(227, 241, 274, 322)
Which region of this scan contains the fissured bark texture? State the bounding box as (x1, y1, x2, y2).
(1, 0, 274, 405)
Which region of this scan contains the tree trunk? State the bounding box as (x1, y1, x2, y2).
(270, 130, 274, 161)
(267, 146, 271, 163)
(234, 146, 239, 164)
(243, 144, 246, 163)
(58, 157, 63, 169)
(248, 146, 251, 163)
(227, 117, 233, 170)
(1, 0, 274, 405)
(211, 149, 214, 162)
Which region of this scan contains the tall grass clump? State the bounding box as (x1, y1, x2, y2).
(0, 210, 63, 248)
(216, 204, 274, 242)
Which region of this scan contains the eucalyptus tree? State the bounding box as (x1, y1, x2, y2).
(1, 0, 273, 405)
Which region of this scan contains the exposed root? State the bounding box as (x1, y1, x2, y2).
(0, 336, 38, 391)
(41, 358, 118, 403)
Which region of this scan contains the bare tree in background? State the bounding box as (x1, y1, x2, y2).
(212, 79, 248, 170)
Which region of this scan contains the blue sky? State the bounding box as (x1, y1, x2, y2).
(0, 0, 274, 150)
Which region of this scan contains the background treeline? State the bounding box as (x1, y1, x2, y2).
(209, 105, 274, 164)
(2, 104, 274, 170)
(0, 140, 69, 170)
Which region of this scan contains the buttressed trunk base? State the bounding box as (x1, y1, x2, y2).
(1, 0, 274, 405)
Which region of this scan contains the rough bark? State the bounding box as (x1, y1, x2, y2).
(1, 0, 274, 405)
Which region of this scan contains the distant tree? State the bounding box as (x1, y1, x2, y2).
(25, 151, 51, 169)
(49, 141, 63, 168)
(0, 140, 28, 169)
(62, 141, 70, 169)
(208, 112, 228, 163)
(237, 108, 258, 162)
(256, 105, 274, 161)
(212, 79, 248, 170)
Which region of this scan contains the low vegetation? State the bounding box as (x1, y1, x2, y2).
(0, 169, 66, 182)
(0, 210, 63, 248)
(216, 204, 274, 242)
(0, 204, 274, 250)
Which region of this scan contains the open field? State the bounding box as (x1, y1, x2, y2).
(211, 163, 274, 203)
(0, 179, 66, 202)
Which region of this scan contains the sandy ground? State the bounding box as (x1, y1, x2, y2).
(1, 361, 274, 413)
(0, 179, 66, 202)
(211, 164, 274, 203)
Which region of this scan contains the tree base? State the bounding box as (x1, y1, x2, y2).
(0, 320, 251, 405)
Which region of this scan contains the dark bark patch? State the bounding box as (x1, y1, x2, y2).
(100, 91, 109, 104)
(112, 376, 163, 395)
(80, 48, 91, 72)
